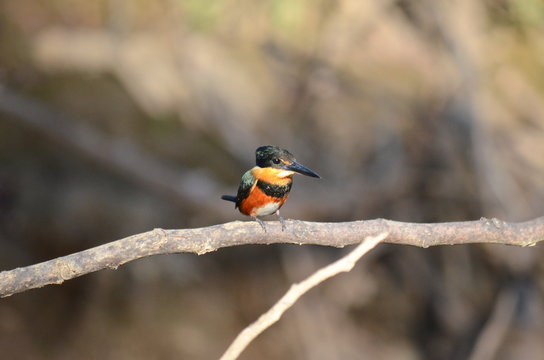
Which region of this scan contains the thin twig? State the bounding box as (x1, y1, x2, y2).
(0, 216, 543, 297)
(219, 233, 387, 360)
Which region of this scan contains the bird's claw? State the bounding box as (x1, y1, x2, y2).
(253, 217, 267, 232)
(279, 216, 286, 231)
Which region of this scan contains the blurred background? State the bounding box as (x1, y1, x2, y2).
(1, 0, 544, 359)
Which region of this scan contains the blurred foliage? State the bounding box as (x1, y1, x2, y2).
(1, 0, 544, 359)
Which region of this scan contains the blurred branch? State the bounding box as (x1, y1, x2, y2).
(1, 216, 543, 297)
(0, 85, 226, 214)
(467, 287, 518, 360)
(32, 28, 263, 160)
(219, 233, 387, 360)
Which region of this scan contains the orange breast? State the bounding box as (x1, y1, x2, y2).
(239, 186, 288, 216)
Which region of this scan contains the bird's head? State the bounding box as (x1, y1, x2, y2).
(255, 145, 320, 178)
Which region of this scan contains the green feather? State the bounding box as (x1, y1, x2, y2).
(235, 169, 257, 207)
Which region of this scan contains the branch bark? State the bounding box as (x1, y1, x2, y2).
(1, 216, 543, 298)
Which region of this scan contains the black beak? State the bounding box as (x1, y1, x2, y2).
(286, 161, 321, 178)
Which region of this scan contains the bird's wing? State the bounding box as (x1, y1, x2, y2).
(235, 169, 257, 207)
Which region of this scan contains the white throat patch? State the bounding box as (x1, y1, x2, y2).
(276, 170, 295, 178)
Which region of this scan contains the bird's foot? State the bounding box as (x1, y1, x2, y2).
(276, 210, 286, 231)
(278, 216, 286, 231)
(253, 217, 267, 232)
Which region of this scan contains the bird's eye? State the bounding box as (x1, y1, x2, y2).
(272, 158, 281, 164)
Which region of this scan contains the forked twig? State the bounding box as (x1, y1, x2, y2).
(219, 232, 387, 360)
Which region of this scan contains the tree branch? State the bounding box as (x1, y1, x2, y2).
(1, 216, 543, 298)
(219, 232, 387, 360)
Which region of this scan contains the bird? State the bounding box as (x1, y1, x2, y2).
(221, 145, 320, 231)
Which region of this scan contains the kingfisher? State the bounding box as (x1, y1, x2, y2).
(221, 145, 320, 231)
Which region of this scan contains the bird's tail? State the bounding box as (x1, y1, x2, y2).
(221, 195, 237, 202)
